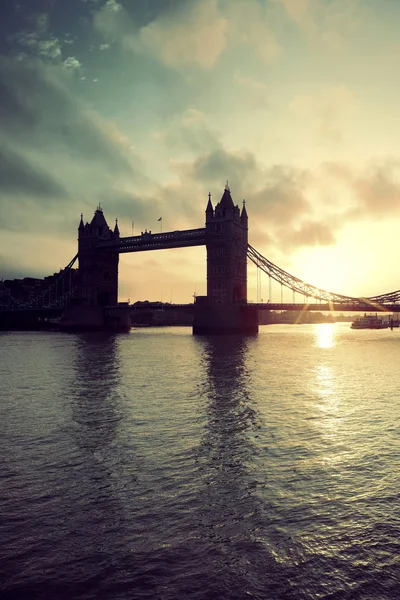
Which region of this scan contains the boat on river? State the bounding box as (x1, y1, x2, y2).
(351, 314, 389, 330)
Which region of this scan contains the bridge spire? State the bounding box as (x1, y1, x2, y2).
(219, 182, 234, 210)
(206, 192, 214, 223)
(78, 213, 84, 231)
(241, 199, 248, 224)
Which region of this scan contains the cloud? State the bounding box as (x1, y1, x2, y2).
(324, 160, 400, 219)
(110, 146, 318, 249)
(276, 219, 337, 249)
(63, 56, 83, 72)
(354, 163, 400, 214)
(93, 0, 279, 69)
(0, 56, 135, 174)
(37, 38, 62, 60)
(96, 189, 164, 227)
(153, 108, 221, 157)
(7, 6, 88, 76)
(0, 255, 44, 281)
(2, 51, 398, 269)
(0, 56, 152, 239)
(12, 21, 63, 62)
(151, 144, 400, 256)
(0, 145, 66, 199)
(227, 0, 280, 63)
(191, 149, 258, 195)
(251, 165, 312, 222)
(274, 0, 363, 52)
(290, 84, 356, 143)
(138, 0, 228, 69)
(94, 0, 228, 69)
(233, 72, 270, 109)
(93, 0, 135, 42)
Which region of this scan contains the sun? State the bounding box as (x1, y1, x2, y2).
(292, 246, 355, 297)
(247, 244, 356, 303)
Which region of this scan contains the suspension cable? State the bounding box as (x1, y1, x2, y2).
(247, 243, 400, 305)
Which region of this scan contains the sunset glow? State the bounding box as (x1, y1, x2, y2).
(1, 1, 400, 302)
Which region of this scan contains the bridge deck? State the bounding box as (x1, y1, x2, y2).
(253, 302, 400, 312)
(99, 228, 207, 253)
(113, 302, 400, 313)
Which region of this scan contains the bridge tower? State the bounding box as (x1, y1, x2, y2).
(193, 184, 257, 334)
(77, 206, 120, 306)
(205, 183, 248, 303)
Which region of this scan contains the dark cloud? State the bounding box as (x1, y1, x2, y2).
(118, 148, 400, 261)
(0, 56, 135, 173)
(250, 160, 400, 253)
(323, 160, 400, 220)
(277, 220, 337, 249)
(96, 189, 163, 228)
(93, 0, 197, 32)
(0, 254, 44, 281)
(0, 146, 65, 198)
(251, 165, 312, 226)
(0, 55, 154, 241)
(177, 149, 321, 251)
(159, 112, 221, 157)
(192, 149, 258, 197)
(351, 163, 400, 216)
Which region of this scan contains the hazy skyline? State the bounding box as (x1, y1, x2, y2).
(1, 0, 400, 303)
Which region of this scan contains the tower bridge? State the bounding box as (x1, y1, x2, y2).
(71, 185, 252, 332)
(2, 183, 400, 333)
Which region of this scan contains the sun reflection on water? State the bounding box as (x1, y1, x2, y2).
(315, 364, 335, 400)
(313, 362, 341, 452)
(315, 323, 336, 348)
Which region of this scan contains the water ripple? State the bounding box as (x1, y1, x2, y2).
(0, 325, 399, 599)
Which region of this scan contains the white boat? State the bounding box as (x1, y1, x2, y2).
(351, 314, 389, 330)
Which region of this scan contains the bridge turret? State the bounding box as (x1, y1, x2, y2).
(219, 183, 234, 211)
(91, 205, 108, 238)
(78, 213, 84, 237)
(206, 193, 214, 223)
(240, 200, 248, 227)
(114, 218, 120, 238)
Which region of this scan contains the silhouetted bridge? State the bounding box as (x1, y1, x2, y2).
(2, 185, 400, 333)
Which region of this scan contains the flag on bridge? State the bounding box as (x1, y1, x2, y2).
(157, 217, 162, 222)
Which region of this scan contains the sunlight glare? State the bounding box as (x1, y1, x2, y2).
(293, 246, 355, 296)
(315, 323, 336, 349)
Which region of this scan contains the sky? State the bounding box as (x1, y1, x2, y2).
(1, 0, 400, 303)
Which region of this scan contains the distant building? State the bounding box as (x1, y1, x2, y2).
(1, 269, 78, 307)
(2, 277, 44, 304)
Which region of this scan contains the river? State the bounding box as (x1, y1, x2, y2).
(0, 324, 399, 599)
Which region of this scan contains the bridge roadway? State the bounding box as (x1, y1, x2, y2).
(99, 228, 209, 253)
(120, 301, 400, 313)
(251, 302, 400, 312)
(3, 302, 400, 315)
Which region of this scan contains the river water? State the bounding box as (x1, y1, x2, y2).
(0, 324, 399, 599)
